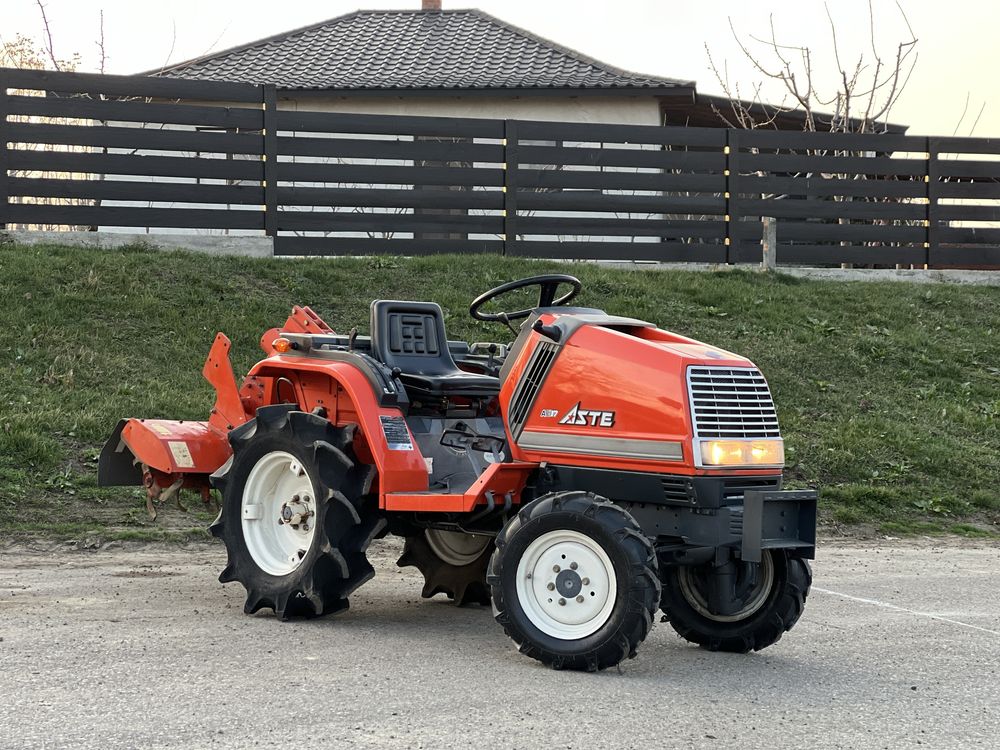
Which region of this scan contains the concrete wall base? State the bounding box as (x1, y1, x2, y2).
(0, 230, 274, 258)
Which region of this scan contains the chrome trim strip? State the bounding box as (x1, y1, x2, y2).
(518, 431, 684, 461)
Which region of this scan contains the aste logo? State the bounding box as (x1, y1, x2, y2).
(557, 402, 615, 428)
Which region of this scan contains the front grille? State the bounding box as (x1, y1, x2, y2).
(687, 366, 780, 439)
(508, 341, 559, 438)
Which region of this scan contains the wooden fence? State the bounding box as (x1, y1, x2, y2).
(2, 67, 999, 266)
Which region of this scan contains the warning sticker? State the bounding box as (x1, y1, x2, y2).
(380, 416, 414, 451)
(168, 441, 195, 468)
(151, 423, 173, 436)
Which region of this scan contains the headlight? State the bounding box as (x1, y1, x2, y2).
(699, 439, 784, 467)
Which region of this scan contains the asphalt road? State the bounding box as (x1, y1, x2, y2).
(1, 537, 998, 750)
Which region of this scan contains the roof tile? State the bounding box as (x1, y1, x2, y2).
(153, 10, 690, 92)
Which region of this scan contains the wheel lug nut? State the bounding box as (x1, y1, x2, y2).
(581, 577, 590, 586)
(558, 598, 566, 606)
(576, 595, 584, 603)
(546, 582, 555, 591)
(570, 562, 578, 570)
(552, 565, 560, 573)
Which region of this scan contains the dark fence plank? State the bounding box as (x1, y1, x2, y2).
(935, 204, 1000, 222)
(275, 110, 504, 139)
(739, 129, 922, 153)
(4, 94, 264, 130)
(776, 244, 928, 265)
(518, 168, 724, 192)
(936, 160, 1000, 179)
(518, 191, 725, 215)
(509, 240, 726, 262)
(4, 203, 263, 229)
(275, 161, 504, 187)
(928, 136, 1000, 155)
(277, 185, 502, 210)
(737, 175, 925, 199)
(274, 235, 503, 256)
(276, 210, 503, 234)
(741, 152, 926, 176)
(516, 120, 726, 147)
(936, 227, 1000, 244)
(931, 246, 1000, 266)
(277, 135, 503, 163)
(7, 176, 264, 205)
(931, 180, 1000, 199)
(2, 67, 262, 102)
(0, 71, 8, 228)
(6, 121, 263, 154)
(517, 215, 725, 239)
(734, 220, 925, 243)
(517, 144, 725, 170)
(8, 149, 263, 182)
(738, 197, 926, 221)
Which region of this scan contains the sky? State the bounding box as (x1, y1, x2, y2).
(2, 0, 997, 137)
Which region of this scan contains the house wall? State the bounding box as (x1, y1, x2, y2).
(279, 93, 663, 126)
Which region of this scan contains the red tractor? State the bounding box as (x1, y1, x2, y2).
(100, 275, 816, 671)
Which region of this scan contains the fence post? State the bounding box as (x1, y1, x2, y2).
(761, 216, 777, 271)
(926, 136, 937, 269)
(502, 119, 518, 257)
(262, 85, 277, 239)
(0, 70, 8, 231)
(725, 129, 740, 264)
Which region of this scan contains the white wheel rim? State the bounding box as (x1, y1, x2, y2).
(678, 553, 775, 622)
(515, 529, 617, 640)
(241, 451, 317, 577)
(425, 529, 491, 566)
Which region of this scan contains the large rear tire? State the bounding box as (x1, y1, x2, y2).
(487, 491, 660, 671)
(659, 550, 811, 652)
(397, 529, 493, 606)
(210, 405, 382, 620)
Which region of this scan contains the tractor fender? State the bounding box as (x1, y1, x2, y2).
(247, 356, 429, 496)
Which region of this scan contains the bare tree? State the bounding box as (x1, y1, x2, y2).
(708, 1, 918, 133)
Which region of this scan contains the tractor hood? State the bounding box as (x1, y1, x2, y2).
(502, 311, 777, 475)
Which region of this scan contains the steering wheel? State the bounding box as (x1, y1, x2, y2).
(469, 274, 582, 323)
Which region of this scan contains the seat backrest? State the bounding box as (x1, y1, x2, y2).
(370, 300, 460, 376)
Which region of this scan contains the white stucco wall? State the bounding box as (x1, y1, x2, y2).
(280, 94, 663, 126)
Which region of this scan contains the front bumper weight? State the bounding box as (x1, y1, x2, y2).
(741, 489, 818, 564)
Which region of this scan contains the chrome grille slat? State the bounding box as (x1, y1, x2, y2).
(687, 366, 780, 439)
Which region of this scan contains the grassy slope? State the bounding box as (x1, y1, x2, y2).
(0, 242, 998, 540)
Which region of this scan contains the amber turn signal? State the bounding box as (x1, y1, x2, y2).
(272, 337, 292, 353)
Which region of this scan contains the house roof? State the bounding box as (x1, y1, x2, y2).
(149, 9, 694, 96)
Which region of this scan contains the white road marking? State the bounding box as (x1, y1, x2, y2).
(813, 586, 1000, 637)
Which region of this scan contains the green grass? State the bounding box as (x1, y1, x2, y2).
(1, 242, 998, 541)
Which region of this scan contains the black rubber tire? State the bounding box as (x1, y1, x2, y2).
(210, 405, 382, 620)
(487, 491, 660, 671)
(659, 550, 812, 653)
(397, 532, 493, 606)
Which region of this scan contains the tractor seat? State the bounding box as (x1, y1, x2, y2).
(370, 300, 500, 399)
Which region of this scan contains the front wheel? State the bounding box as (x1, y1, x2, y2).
(659, 550, 811, 653)
(488, 491, 660, 671)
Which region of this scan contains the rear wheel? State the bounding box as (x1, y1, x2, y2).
(659, 550, 811, 652)
(210, 405, 382, 619)
(397, 529, 493, 605)
(488, 491, 659, 671)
